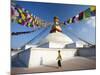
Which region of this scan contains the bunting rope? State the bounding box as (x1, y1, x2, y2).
(11, 2, 51, 30)
(64, 6, 96, 25)
(11, 30, 35, 35)
(11, 1, 96, 32)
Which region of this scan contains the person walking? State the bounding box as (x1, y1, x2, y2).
(56, 50, 62, 68)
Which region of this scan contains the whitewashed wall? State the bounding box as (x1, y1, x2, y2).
(28, 48, 77, 68)
(12, 47, 95, 68)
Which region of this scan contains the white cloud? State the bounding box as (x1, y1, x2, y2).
(86, 16, 96, 28)
(81, 28, 87, 32)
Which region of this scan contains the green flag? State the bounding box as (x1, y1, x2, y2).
(67, 18, 72, 24)
(84, 8, 91, 18)
(27, 22, 33, 27)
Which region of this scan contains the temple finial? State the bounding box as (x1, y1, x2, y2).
(50, 16, 62, 33)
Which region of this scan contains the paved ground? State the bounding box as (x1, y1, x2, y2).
(11, 56, 96, 75)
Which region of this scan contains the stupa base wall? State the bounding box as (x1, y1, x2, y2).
(28, 48, 77, 68)
(12, 47, 95, 68)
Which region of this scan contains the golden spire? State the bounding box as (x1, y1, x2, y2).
(50, 16, 62, 33)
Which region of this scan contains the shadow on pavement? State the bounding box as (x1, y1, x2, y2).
(43, 64, 58, 69)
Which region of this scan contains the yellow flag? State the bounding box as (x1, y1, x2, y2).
(21, 13, 26, 20)
(17, 19, 22, 24)
(18, 8, 23, 13)
(90, 6, 96, 11)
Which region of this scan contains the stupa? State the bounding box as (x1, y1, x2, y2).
(12, 17, 95, 68)
(36, 16, 74, 48)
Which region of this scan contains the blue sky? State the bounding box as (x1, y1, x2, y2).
(11, 1, 96, 48)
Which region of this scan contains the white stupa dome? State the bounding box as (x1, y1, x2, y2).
(38, 32, 73, 46)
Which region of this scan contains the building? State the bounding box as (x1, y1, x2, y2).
(12, 17, 95, 68)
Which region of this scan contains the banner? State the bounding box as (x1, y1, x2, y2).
(65, 6, 96, 25)
(11, 3, 51, 29)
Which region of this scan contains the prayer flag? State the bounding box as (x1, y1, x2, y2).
(78, 12, 84, 20)
(67, 18, 72, 24)
(84, 8, 91, 18)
